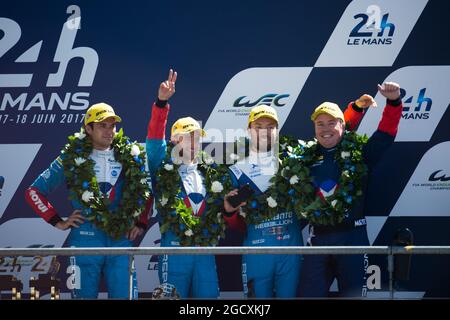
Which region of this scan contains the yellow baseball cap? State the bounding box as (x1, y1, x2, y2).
(171, 117, 206, 138)
(248, 105, 279, 127)
(84, 103, 122, 126)
(311, 102, 345, 122)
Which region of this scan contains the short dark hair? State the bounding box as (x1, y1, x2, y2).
(83, 123, 94, 136)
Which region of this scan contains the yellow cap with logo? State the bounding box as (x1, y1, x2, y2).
(310, 102, 345, 122)
(248, 105, 279, 127)
(84, 103, 122, 126)
(171, 117, 206, 138)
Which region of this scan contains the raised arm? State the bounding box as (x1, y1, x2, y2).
(146, 69, 177, 175)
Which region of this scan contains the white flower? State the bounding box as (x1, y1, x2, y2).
(130, 144, 141, 156)
(173, 158, 183, 165)
(341, 151, 351, 159)
(281, 166, 290, 177)
(160, 196, 168, 206)
(331, 200, 337, 208)
(185, 229, 194, 237)
(204, 156, 214, 165)
(289, 175, 299, 185)
(267, 196, 277, 208)
(298, 140, 306, 147)
(74, 157, 86, 166)
(133, 210, 141, 217)
(140, 178, 148, 184)
(280, 143, 287, 150)
(342, 170, 350, 178)
(239, 207, 246, 218)
(306, 140, 316, 148)
(301, 212, 308, 218)
(211, 181, 224, 193)
(81, 190, 94, 203)
(164, 164, 174, 171)
(229, 153, 239, 161)
(74, 131, 86, 140)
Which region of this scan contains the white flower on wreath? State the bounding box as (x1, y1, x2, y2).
(164, 164, 174, 171)
(74, 131, 86, 140)
(281, 166, 290, 178)
(280, 143, 288, 150)
(74, 157, 86, 166)
(298, 140, 306, 147)
(211, 181, 223, 193)
(267, 196, 277, 208)
(133, 210, 141, 217)
(81, 190, 94, 203)
(239, 207, 246, 218)
(130, 145, 141, 156)
(306, 140, 316, 148)
(342, 170, 350, 178)
(289, 175, 299, 185)
(140, 178, 148, 184)
(160, 196, 168, 206)
(229, 153, 240, 161)
(185, 229, 194, 237)
(172, 158, 183, 165)
(341, 151, 351, 159)
(331, 200, 337, 208)
(217, 212, 223, 221)
(204, 157, 214, 165)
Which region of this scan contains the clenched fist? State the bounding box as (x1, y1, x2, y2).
(378, 82, 401, 101)
(355, 94, 377, 109)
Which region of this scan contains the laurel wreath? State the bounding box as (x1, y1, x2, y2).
(61, 128, 151, 239)
(224, 136, 313, 225)
(154, 142, 232, 246)
(285, 131, 369, 226)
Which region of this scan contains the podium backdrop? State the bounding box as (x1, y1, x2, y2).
(1, 0, 449, 297)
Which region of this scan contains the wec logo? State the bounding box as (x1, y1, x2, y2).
(233, 93, 289, 108)
(429, 170, 450, 182)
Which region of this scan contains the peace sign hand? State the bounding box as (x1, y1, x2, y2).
(158, 69, 177, 101)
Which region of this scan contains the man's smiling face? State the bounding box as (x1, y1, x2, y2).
(314, 113, 345, 149)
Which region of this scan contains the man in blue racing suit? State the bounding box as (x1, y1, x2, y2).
(298, 82, 403, 297)
(25, 103, 151, 299)
(221, 105, 304, 298)
(146, 69, 219, 298)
